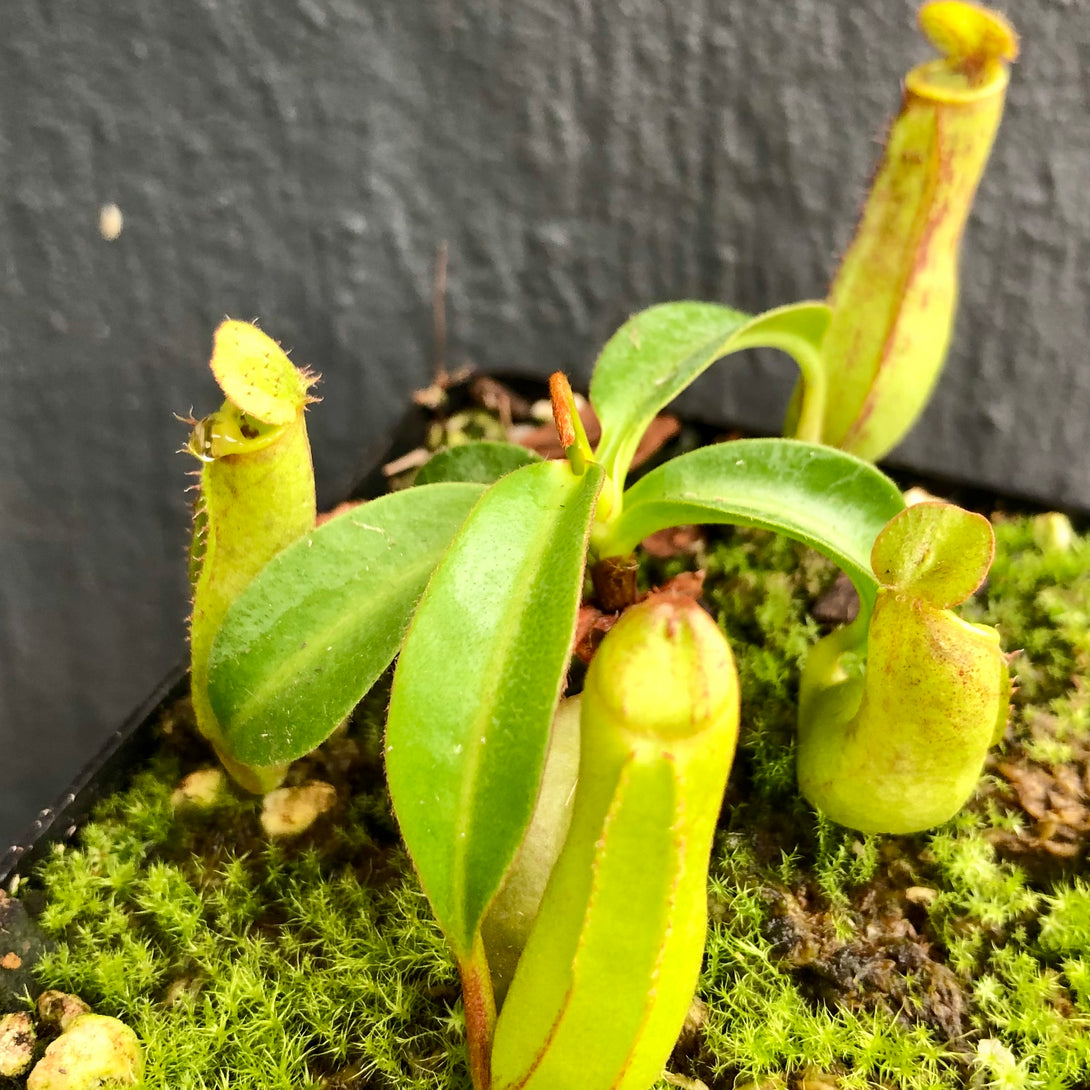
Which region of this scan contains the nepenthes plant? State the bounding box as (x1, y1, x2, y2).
(181, 4, 1018, 1088)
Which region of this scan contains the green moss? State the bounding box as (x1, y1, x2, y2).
(18, 516, 1090, 1089)
(964, 515, 1090, 719)
(28, 716, 469, 1089)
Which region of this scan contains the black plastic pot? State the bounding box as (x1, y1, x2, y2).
(0, 666, 189, 889)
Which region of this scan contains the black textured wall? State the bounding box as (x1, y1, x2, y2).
(2, 0, 1088, 847)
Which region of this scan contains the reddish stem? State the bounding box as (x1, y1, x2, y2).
(459, 941, 497, 1090)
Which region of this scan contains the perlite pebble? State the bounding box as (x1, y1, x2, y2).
(1032, 512, 1075, 553)
(0, 1011, 35, 1077)
(26, 1013, 143, 1089)
(170, 767, 227, 810)
(37, 989, 92, 1031)
(260, 781, 337, 837)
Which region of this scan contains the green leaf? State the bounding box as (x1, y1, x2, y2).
(415, 441, 542, 486)
(385, 460, 604, 960)
(589, 300, 831, 489)
(600, 438, 904, 610)
(870, 501, 995, 607)
(208, 482, 485, 766)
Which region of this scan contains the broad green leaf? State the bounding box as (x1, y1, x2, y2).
(590, 301, 831, 489)
(415, 441, 542, 486)
(871, 501, 994, 606)
(599, 438, 905, 610)
(386, 460, 604, 960)
(208, 482, 484, 766)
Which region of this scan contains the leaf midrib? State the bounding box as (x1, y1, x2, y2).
(223, 548, 441, 742)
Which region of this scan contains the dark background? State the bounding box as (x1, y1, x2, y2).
(2, 1, 1088, 850)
